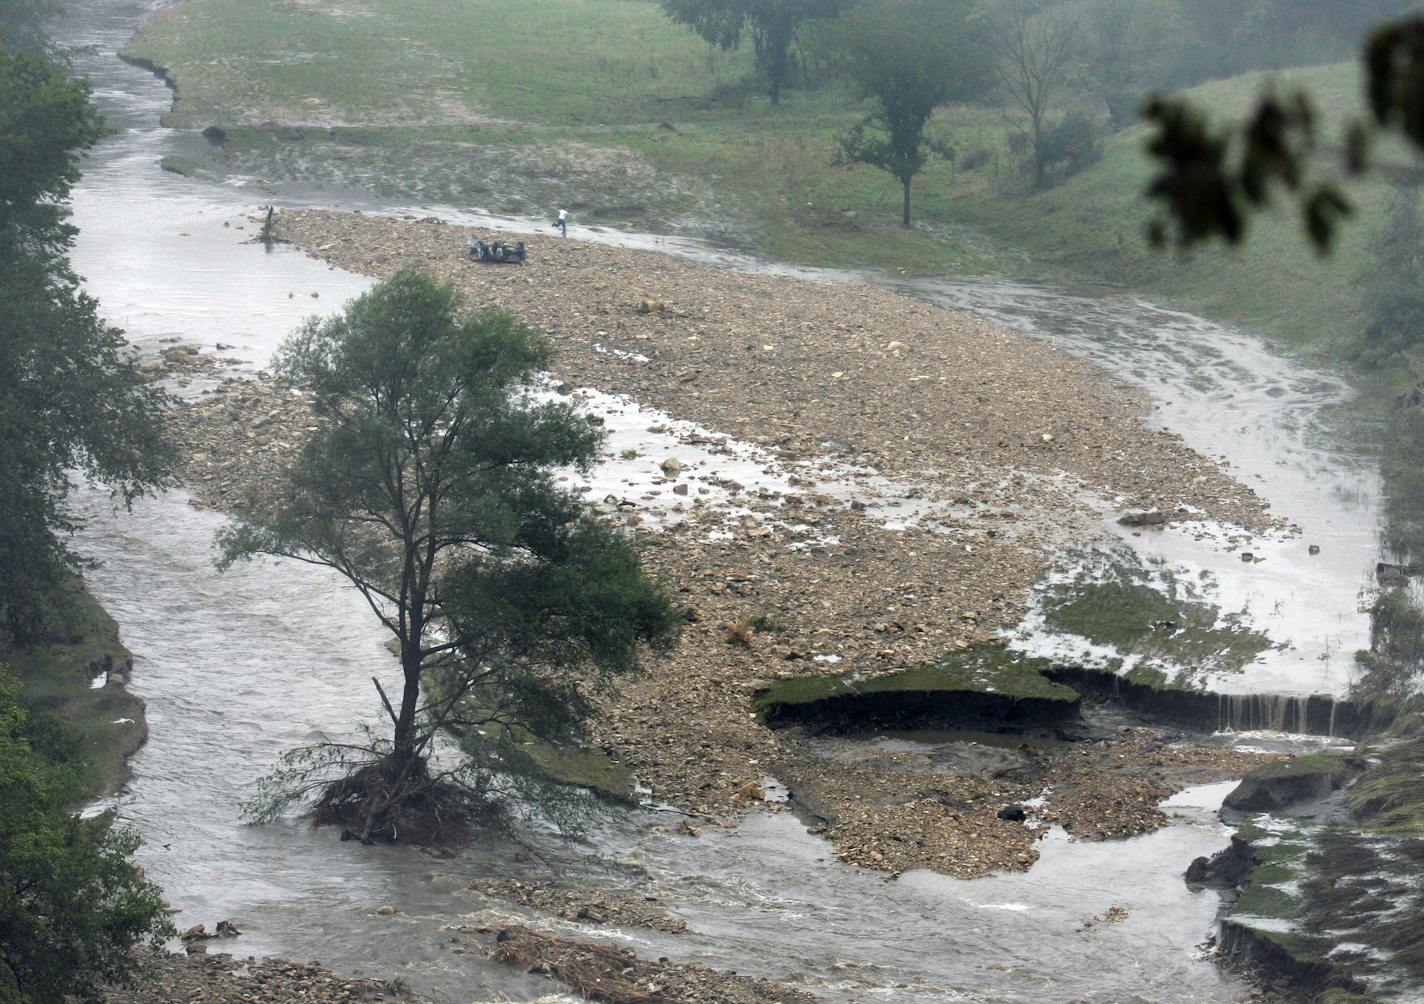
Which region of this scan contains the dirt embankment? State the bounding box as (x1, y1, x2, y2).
(167, 209, 1280, 879)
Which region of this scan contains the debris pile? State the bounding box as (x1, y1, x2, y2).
(485, 925, 813, 1004)
(468, 878, 687, 932)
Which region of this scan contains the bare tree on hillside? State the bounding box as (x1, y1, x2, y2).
(988, 0, 1083, 189)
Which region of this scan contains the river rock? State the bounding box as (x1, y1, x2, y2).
(1184, 835, 1252, 888)
(486, 925, 813, 1004)
(1118, 510, 1166, 527)
(104, 948, 391, 1002)
(1222, 755, 1361, 813)
(468, 878, 687, 932)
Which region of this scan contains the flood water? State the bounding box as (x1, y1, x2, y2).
(910, 280, 1379, 698)
(55, 0, 1386, 999)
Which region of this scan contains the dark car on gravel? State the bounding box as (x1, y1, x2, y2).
(467, 236, 526, 263)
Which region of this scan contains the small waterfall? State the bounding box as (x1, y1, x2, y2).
(1216, 693, 1324, 735)
(1328, 698, 1339, 738)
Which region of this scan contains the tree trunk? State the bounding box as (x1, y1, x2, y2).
(1032, 114, 1046, 189)
(393, 638, 422, 755)
(902, 176, 912, 227)
(765, 17, 793, 106)
(361, 638, 423, 842)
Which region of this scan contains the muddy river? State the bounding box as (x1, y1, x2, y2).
(57, 0, 1382, 999)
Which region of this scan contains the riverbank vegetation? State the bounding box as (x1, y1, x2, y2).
(0, 44, 172, 645)
(0, 670, 172, 1003)
(0, 12, 176, 999)
(220, 269, 679, 843)
(0, 579, 145, 798)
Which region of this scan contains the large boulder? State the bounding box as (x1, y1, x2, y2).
(1222, 753, 1361, 814)
(1185, 834, 1252, 888)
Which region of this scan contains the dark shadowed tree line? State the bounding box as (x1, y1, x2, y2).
(0, 671, 172, 1002)
(0, 31, 171, 644)
(1, 4, 174, 1001)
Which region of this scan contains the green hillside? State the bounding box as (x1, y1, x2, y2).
(946, 64, 1397, 352)
(127, 1, 1395, 349)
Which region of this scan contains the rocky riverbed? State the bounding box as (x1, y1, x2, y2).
(466, 878, 689, 933)
(274, 211, 1277, 532)
(163, 208, 1283, 878)
(106, 938, 799, 1004)
(478, 925, 815, 1004)
(103, 951, 397, 1003)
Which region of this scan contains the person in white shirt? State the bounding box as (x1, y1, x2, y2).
(553, 208, 568, 236)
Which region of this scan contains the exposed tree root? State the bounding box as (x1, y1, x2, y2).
(309, 753, 488, 845)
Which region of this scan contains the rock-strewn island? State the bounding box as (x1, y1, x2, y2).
(169, 210, 1278, 876)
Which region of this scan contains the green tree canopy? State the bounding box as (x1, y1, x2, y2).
(0, 670, 172, 1002)
(824, 0, 993, 225)
(0, 48, 172, 643)
(220, 269, 679, 843)
(661, 0, 850, 104)
(0, 46, 102, 256)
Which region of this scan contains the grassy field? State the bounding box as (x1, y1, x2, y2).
(946, 64, 1402, 354)
(126, 0, 1398, 349)
(2, 579, 146, 799)
(124, 0, 1039, 275)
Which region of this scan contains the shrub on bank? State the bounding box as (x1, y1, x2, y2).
(0, 669, 172, 1004)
